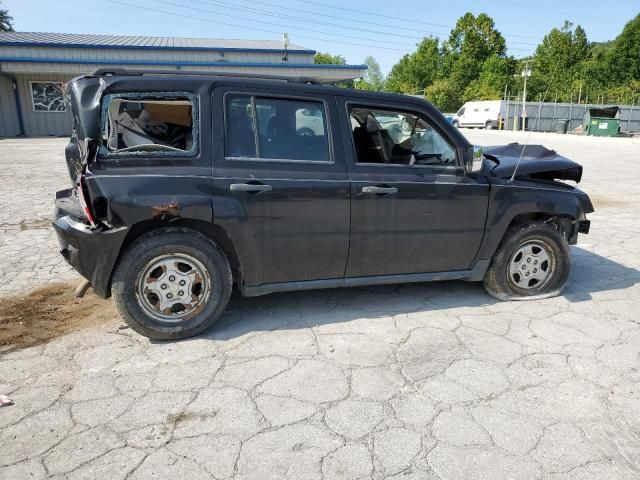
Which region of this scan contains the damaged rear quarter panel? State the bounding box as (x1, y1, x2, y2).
(72, 77, 216, 296)
(84, 174, 214, 226)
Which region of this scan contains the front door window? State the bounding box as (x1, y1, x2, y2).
(349, 107, 456, 167)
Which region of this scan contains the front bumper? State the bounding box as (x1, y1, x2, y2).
(53, 190, 128, 298)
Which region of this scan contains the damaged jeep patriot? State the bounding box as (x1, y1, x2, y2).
(54, 69, 593, 340)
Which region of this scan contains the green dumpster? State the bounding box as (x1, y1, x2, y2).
(583, 106, 620, 137)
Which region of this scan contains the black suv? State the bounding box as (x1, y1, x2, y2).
(54, 70, 593, 340)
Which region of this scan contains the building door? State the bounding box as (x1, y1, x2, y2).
(0, 75, 21, 137)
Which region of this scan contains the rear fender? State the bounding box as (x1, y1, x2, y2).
(80, 174, 214, 297)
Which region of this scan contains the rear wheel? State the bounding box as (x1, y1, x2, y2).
(483, 222, 570, 301)
(485, 121, 494, 130)
(452, 121, 459, 128)
(112, 228, 232, 340)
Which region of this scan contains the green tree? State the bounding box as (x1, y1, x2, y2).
(357, 56, 384, 91)
(385, 54, 415, 93)
(603, 80, 640, 104)
(314, 52, 347, 65)
(464, 55, 516, 101)
(435, 13, 508, 108)
(530, 21, 590, 101)
(425, 79, 460, 112)
(606, 14, 640, 84)
(577, 41, 612, 101)
(385, 37, 440, 93)
(444, 12, 507, 86)
(0, 1, 14, 32)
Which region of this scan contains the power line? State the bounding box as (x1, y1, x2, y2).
(489, 0, 612, 23)
(220, 0, 449, 35)
(181, 0, 430, 42)
(297, 0, 542, 40)
(107, 0, 412, 51)
(108, 0, 537, 55)
(190, 0, 539, 46)
(157, 0, 417, 46)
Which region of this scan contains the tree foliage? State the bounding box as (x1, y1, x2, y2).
(606, 14, 640, 85)
(357, 56, 384, 91)
(464, 55, 516, 101)
(314, 52, 347, 65)
(444, 13, 507, 85)
(0, 1, 14, 32)
(385, 38, 440, 93)
(384, 11, 640, 110)
(527, 21, 589, 101)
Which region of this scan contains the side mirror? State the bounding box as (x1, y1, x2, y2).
(464, 145, 484, 174)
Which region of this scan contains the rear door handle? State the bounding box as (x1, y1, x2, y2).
(229, 183, 272, 193)
(361, 186, 398, 194)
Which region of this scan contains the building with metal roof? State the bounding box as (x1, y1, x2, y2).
(0, 32, 366, 137)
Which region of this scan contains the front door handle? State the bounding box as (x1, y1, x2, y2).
(230, 183, 272, 193)
(361, 186, 398, 195)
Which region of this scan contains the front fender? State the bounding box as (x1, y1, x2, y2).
(475, 179, 592, 263)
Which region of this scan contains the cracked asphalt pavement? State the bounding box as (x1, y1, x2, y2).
(1, 132, 640, 479)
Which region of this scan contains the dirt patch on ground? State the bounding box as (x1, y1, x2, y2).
(19, 217, 52, 230)
(0, 282, 118, 353)
(590, 194, 631, 209)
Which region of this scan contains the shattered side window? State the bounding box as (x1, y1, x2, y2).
(102, 92, 198, 156)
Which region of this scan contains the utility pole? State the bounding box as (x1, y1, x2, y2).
(521, 63, 532, 131)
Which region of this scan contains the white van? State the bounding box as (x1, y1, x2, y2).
(452, 100, 505, 129)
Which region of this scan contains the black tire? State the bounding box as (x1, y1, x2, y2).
(483, 222, 570, 301)
(452, 121, 459, 128)
(112, 228, 232, 340)
(485, 121, 494, 130)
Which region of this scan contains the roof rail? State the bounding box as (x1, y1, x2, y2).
(88, 68, 325, 84)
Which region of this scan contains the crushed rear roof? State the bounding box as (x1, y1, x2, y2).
(0, 32, 312, 52)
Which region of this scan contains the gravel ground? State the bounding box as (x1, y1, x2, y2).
(1, 132, 639, 479)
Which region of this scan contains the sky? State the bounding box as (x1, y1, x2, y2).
(2, 0, 638, 74)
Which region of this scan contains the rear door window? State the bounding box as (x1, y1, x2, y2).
(103, 93, 198, 156)
(225, 94, 330, 162)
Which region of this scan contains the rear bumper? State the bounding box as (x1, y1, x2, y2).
(53, 190, 127, 298)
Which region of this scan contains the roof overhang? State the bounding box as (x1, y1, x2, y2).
(0, 57, 367, 82)
(0, 40, 314, 55)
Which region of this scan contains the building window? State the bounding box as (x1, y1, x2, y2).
(30, 82, 66, 112)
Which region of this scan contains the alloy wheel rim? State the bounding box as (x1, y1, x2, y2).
(135, 253, 212, 322)
(507, 239, 555, 293)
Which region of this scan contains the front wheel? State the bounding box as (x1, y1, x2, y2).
(112, 228, 232, 340)
(483, 222, 570, 301)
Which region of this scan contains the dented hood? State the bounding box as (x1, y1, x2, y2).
(483, 143, 583, 183)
